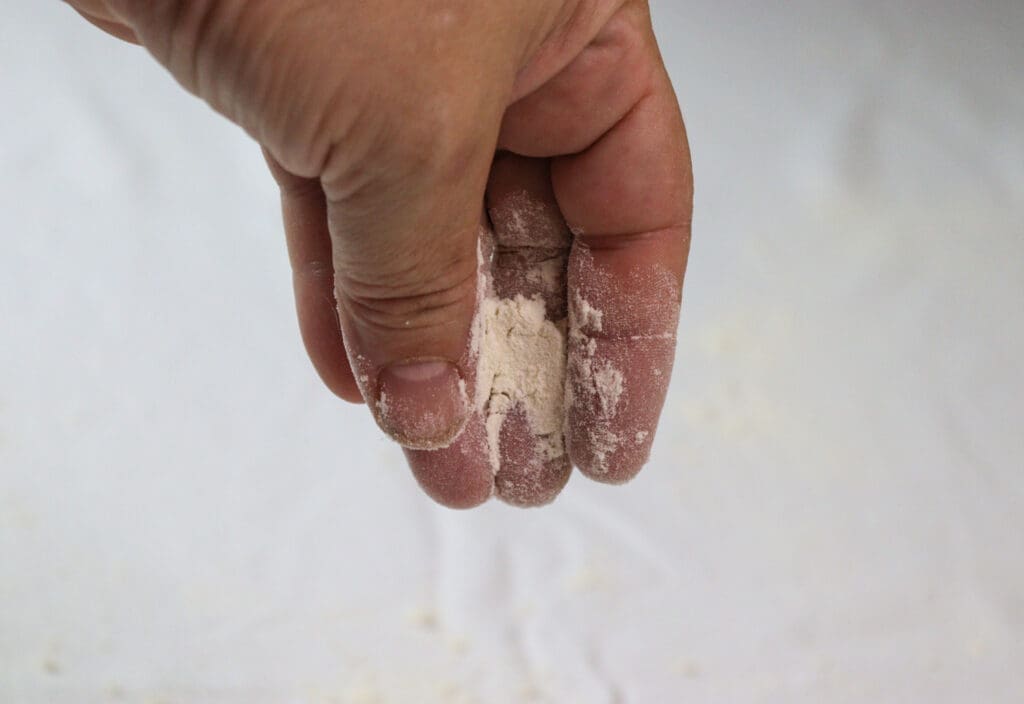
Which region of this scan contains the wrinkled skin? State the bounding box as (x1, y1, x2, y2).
(66, 0, 692, 507)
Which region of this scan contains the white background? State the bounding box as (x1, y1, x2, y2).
(2, 2, 1022, 702)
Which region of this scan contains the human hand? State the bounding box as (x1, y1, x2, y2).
(67, 0, 692, 508)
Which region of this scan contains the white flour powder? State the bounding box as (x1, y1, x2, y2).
(470, 276, 627, 476)
(467, 204, 631, 477)
(566, 287, 625, 473)
(472, 293, 567, 473)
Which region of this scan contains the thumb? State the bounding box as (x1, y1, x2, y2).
(107, 0, 508, 449)
(326, 135, 491, 451)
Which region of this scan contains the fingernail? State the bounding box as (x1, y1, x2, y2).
(376, 360, 467, 450)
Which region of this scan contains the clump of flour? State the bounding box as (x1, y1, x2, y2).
(473, 293, 567, 472)
(469, 257, 629, 475)
(575, 293, 604, 331)
(468, 197, 632, 479)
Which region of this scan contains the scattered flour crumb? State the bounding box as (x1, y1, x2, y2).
(564, 561, 613, 594)
(519, 683, 546, 701)
(445, 634, 469, 655)
(437, 681, 478, 704)
(672, 658, 704, 679)
(405, 605, 439, 631)
(341, 684, 383, 704)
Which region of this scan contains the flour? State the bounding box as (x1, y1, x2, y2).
(473, 293, 567, 473)
(470, 281, 627, 477)
(593, 362, 624, 418)
(567, 289, 624, 473)
(523, 256, 564, 292)
(469, 193, 635, 480)
(574, 292, 604, 332)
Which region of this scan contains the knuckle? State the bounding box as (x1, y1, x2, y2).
(126, 0, 350, 181)
(337, 250, 478, 335)
(118, 0, 250, 106)
(140, 0, 221, 88)
(326, 81, 490, 197)
(104, 0, 182, 57)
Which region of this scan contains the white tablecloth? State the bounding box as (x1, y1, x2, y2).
(2, 2, 1022, 702)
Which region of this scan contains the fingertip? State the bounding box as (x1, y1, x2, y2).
(404, 417, 494, 509)
(319, 365, 364, 405)
(72, 8, 141, 44)
(493, 408, 572, 508)
(293, 273, 363, 404)
(570, 427, 653, 485)
(495, 467, 570, 506)
(374, 360, 469, 451)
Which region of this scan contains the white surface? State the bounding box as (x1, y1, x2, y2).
(2, 2, 1023, 702)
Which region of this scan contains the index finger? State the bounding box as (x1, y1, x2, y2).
(553, 64, 692, 483)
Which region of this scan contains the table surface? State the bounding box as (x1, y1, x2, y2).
(2, 2, 1022, 702)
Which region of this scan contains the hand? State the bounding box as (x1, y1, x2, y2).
(67, 0, 692, 508)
